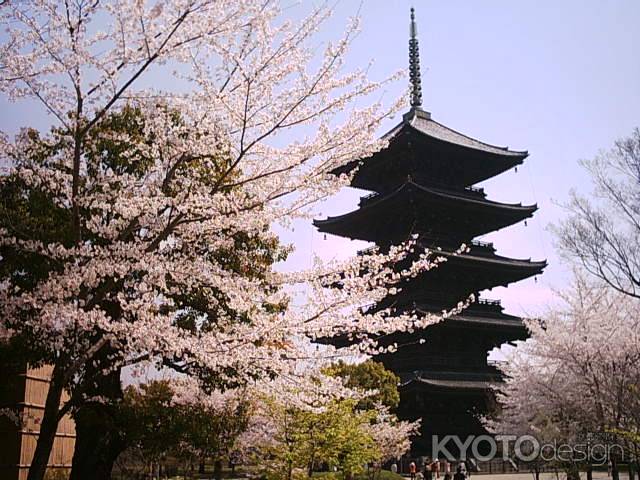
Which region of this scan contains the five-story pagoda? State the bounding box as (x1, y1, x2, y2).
(314, 8, 546, 456)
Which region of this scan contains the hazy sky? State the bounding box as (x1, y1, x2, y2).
(277, 0, 640, 321)
(1, 1, 638, 321)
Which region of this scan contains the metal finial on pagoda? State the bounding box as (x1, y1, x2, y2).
(409, 7, 423, 108)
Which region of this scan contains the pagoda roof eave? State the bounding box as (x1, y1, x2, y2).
(436, 250, 548, 271)
(405, 379, 495, 390)
(380, 249, 547, 294)
(330, 109, 527, 179)
(403, 109, 528, 158)
(313, 180, 537, 240)
(316, 180, 537, 223)
(399, 373, 501, 391)
(415, 310, 529, 331)
(417, 183, 536, 210)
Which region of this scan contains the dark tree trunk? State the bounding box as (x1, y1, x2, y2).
(27, 364, 65, 480)
(69, 407, 126, 480)
(307, 455, 315, 478)
(612, 457, 620, 480)
(69, 366, 126, 480)
(213, 459, 223, 480)
(287, 458, 293, 480)
(566, 464, 580, 480)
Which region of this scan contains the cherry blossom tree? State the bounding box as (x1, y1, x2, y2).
(0, 2, 455, 479)
(491, 272, 640, 480)
(365, 404, 420, 465)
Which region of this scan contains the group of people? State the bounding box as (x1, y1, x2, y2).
(392, 458, 470, 480)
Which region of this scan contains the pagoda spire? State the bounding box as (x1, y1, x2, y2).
(409, 7, 423, 109)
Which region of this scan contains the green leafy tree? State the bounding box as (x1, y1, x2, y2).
(179, 392, 251, 479)
(253, 398, 379, 480)
(325, 360, 400, 411)
(117, 380, 251, 479)
(327, 401, 379, 479)
(118, 381, 182, 476)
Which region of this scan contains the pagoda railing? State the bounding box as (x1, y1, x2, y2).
(360, 239, 492, 254)
(357, 246, 378, 256)
(471, 240, 494, 249)
(464, 185, 485, 196)
(422, 181, 486, 198)
(477, 298, 502, 307)
(488, 359, 507, 367)
(359, 303, 377, 314)
(396, 355, 494, 369)
(359, 191, 379, 204)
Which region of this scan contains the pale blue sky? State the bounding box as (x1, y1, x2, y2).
(278, 0, 640, 320)
(1, 1, 639, 320)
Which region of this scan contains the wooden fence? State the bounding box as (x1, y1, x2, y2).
(0, 364, 76, 480)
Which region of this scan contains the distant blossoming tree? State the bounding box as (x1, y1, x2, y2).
(490, 273, 640, 480)
(0, 2, 457, 479)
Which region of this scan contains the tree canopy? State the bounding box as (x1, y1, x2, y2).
(0, 3, 445, 479)
(325, 360, 400, 411)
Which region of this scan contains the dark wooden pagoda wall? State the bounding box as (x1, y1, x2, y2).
(316, 110, 544, 457)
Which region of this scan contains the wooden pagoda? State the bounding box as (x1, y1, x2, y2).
(314, 8, 546, 456)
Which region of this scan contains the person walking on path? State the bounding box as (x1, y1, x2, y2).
(410, 461, 417, 480)
(424, 462, 433, 480)
(443, 460, 451, 480)
(434, 458, 441, 479)
(453, 464, 467, 480)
